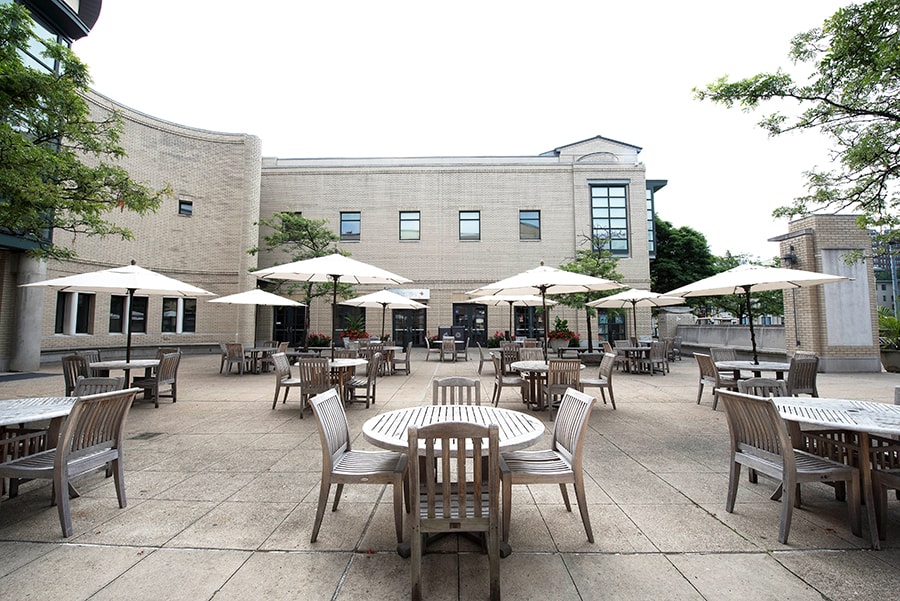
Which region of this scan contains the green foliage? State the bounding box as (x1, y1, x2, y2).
(878, 306, 900, 348)
(705, 252, 785, 320)
(0, 4, 169, 259)
(486, 331, 505, 348)
(650, 215, 717, 294)
(306, 333, 331, 347)
(694, 0, 900, 242)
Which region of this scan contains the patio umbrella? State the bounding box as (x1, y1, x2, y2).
(467, 262, 623, 357)
(664, 264, 849, 364)
(22, 260, 214, 361)
(466, 294, 557, 341)
(586, 288, 685, 338)
(340, 289, 426, 340)
(209, 289, 304, 342)
(251, 253, 412, 358)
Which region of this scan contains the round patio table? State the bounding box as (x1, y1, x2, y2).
(716, 360, 790, 380)
(510, 360, 584, 410)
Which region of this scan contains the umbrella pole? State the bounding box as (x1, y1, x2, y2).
(631, 300, 638, 339)
(331, 276, 338, 361)
(381, 303, 387, 340)
(541, 288, 549, 361)
(126, 288, 135, 362)
(507, 300, 514, 341)
(742, 285, 759, 364)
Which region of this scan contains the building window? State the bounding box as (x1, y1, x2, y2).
(519, 210, 540, 240)
(459, 211, 480, 241)
(646, 189, 655, 257)
(178, 199, 193, 216)
(162, 297, 197, 333)
(109, 295, 126, 333)
(400, 211, 420, 240)
(54, 291, 94, 335)
(340, 212, 361, 241)
(130, 296, 148, 334)
(590, 185, 629, 255)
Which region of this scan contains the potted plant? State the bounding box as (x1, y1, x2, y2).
(487, 331, 505, 348)
(878, 306, 900, 372)
(307, 333, 331, 348)
(548, 316, 576, 351)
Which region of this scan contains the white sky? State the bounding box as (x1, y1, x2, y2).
(72, 0, 849, 260)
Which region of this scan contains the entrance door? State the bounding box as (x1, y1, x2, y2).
(273, 306, 306, 347)
(452, 303, 486, 346)
(393, 308, 427, 347)
(514, 306, 545, 340)
(597, 311, 626, 343)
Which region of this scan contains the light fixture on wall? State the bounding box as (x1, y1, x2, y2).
(782, 245, 798, 268)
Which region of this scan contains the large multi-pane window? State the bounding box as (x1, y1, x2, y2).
(590, 184, 628, 255)
(459, 211, 480, 241)
(54, 291, 94, 334)
(400, 211, 420, 240)
(519, 210, 540, 240)
(340, 211, 361, 241)
(646, 180, 665, 259)
(162, 297, 197, 333)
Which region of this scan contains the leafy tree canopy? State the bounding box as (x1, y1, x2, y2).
(0, 4, 169, 259)
(694, 0, 900, 243)
(650, 215, 717, 294)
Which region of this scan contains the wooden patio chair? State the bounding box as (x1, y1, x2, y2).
(440, 337, 457, 362)
(132, 351, 181, 408)
(0, 388, 138, 537)
(475, 342, 491, 375)
(500, 342, 519, 375)
(501, 387, 596, 544)
(391, 341, 413, 375)
(432, 376, 481, 405)
(347, 352, 382, 408)
(542, 359, 581, 421)
(579, 352, 616, 409)
(424, 337, 442, 361)
(309, 389, 408, 544)
(717, 390, 861, 544)
(694, 353, 738, 410)
(710, 346, 737, 363)
(259, 341, 289, 373)
(786, 354, 819, 397)
(870, 434, 900, 540)
(271, 352, 303, 410)
(490, 355, 525, 407)
(737, 377, 787, 397)
(223, 342, 250, 375)
(61, 354, 89, 396)
(518, 347, 544, 361)
(408, 421, 501, 601)
(640, 340, 667, 375)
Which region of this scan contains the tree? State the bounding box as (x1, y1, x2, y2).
(0, 4, 169, 259)
(557, 236, 623, 351)
(694, 0, 900, 243)
(248, 211, 350, 345)
(650, 215, 717, 294)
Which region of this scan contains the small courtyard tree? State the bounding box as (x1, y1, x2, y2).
(248, 211, 351, 346)
(694, 0, 900, 246)
(0, 4, 169, 259)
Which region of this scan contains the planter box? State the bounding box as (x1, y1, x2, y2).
(881, 349, 900, 373)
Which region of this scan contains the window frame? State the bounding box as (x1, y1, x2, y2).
(459, 211, 481, 241)
(54, 291, 95, 335)
(519, 210, 541, 241)
(399, 211, 421, 241)
(340, 211, 361, 242)
(178, 199, 193, 216)
(162, 297, 197, 333)
(590, 183, 629, 256)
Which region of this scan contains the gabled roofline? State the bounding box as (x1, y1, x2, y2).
(541, 134, 643, 157)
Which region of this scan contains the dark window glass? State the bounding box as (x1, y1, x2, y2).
(74, 293, 93, 334)
(183, 299, 197, 332)
(591, 185, 629, 255)
(109, 295, 125, 333)
(54, 291, 66, 334)
(162, 298, 178, 332)
(178, 199, 193, 216)
(130, 297, 148, 333)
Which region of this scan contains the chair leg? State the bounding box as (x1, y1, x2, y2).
(392, 476, 404, 543)
(573, 474, 594, 543)
(112, 457, 127, 509)
(725, 461, 741, 513)
(272, 383, 281, 409)
(607, 387, 616, 410)
(411, 525, 423, 601)
(696, 382, 704, 404)
(332, 483, 344, 511)
(501, 474, 512, 543)
(53, 471, 73, 538)
(779, 475, 797, 544)
(310, 479, 331, 543)
(558, 482, 572, 512)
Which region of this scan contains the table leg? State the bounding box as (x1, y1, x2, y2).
(859, 433, 880, 550)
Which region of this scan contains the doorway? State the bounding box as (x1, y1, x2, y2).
(452, 303, 486, 346)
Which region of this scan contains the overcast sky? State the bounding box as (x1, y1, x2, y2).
(72, 1, 849, 260)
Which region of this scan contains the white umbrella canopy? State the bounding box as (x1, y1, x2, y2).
(468, 263, 623, 355)
(664, 264, 849, 363)
(210, 289, 305, 343)
(22, 261, 214, 361)
(587, 288, 685, 338)
(467, 294, 558, 340)
(252, 253, 413, 357)
(340, 290, 427, 340)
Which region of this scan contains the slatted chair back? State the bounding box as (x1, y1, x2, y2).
(551, 388, 596, 469)
(737, 377, 787, 397)
(393, 341, 413, 375)
(546, 360, 581, 391)
(602, 341, 614, 354)
(432, 376, 481, 405)
(408, 421, 500, 601)
(786, 354, 819, 397)
(273, 351, 292, 380)
(62, 354, 90, 396)
(518, 348, 544, 361)
(695, 352, 717, 384)
(298, 358, 331, 394)
(710, 347, 737, 363)
(224, 343, 248, 375)
(612, 339, 629, 349)
(348, 352, 382, 407)
(580, 351, 617, 409)
(522, 338, 539, 348)
(312, 388, 353, 468)
(76, 349, 101, 365)
(599, 352, 615, 381)
(73, 376, 125, 396)
(133, 352, 181, 408)
(333, 348, 359, 359)
(500, 343, 519, 374)
(672, 336, 683, 360)
(648, 340, 668, 373)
